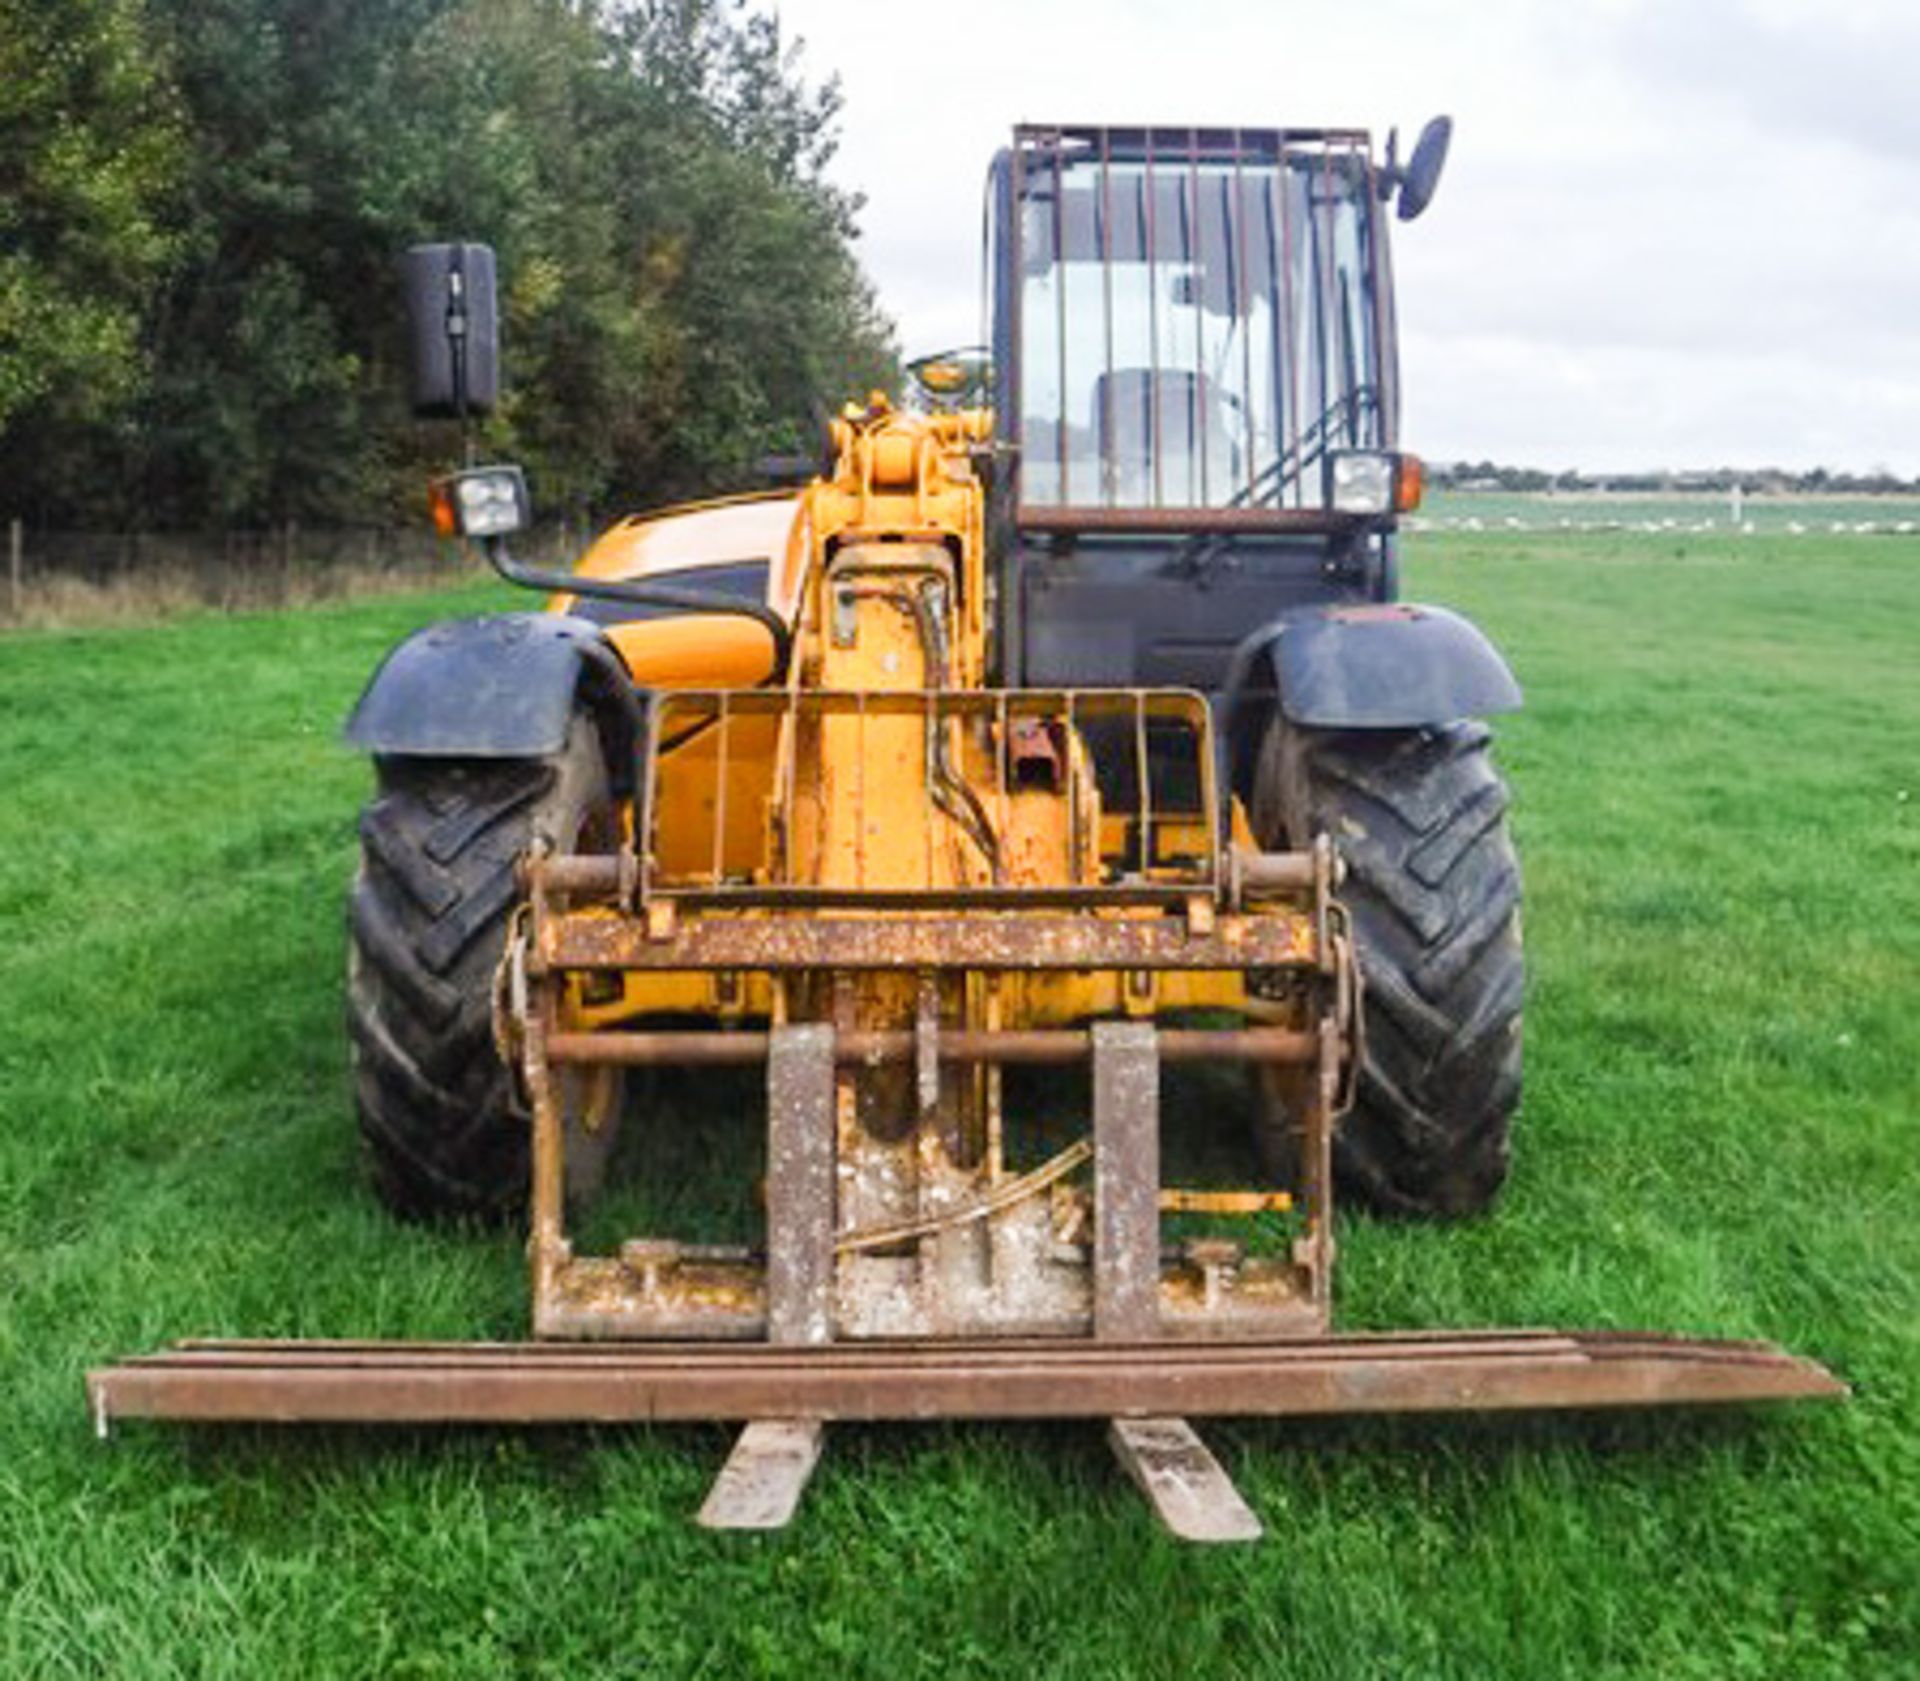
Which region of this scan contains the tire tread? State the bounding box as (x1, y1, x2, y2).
(345, 758, 561, 1219)
(1255, 719, 1524, 1217)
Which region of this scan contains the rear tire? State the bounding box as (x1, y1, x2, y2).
(346, 718, 621, 1219)
(1251, 717, 1523, 1216)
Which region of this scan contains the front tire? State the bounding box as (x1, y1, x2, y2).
(346, 718, 621, 1219)
(1252, 717, 1523, 1216)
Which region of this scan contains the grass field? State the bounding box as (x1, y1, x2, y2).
(1420, 489, 1920, 536)
(2, 530, 1916, 1679)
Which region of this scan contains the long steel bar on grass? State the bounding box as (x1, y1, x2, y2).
(89, 1332, 1845, 1430)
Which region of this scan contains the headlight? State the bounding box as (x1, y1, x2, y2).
(433, 465, 530, 538)
(1326, 451, 1396, 515)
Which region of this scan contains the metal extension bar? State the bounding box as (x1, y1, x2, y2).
(88, 1332, 1844, 1430)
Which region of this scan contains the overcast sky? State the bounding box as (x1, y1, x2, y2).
(774, 0, 1920, 473)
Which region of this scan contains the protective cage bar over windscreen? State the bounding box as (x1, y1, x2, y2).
(1008, 126, 1395, 520)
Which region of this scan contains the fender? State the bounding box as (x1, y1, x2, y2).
(1248, 602, 1521, 730)
(343, 613, 637, 761)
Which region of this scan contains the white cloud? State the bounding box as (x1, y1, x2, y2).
(778, 0, 1920, 470)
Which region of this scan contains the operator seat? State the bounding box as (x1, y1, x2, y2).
(1092, 369, 1236, 506)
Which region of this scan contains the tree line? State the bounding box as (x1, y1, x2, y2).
(0, 0, 896, 533)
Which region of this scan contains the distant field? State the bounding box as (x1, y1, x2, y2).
(1423, 488, 1920, 535)
(1, 530, 1916, 1679)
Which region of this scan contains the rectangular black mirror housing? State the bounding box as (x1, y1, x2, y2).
(402, 242, 499, 419)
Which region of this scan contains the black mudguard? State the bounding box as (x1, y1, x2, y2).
(1256, 602, 1521, 729)
(343, 613, 636, 760)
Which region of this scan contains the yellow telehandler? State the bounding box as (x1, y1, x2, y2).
(91, 124, 1839, 1542)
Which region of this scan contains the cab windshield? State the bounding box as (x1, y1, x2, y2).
(1012, 128, 1388, 513)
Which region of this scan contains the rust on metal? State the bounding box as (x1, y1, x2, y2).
(833, 1139, 1091, 1255)
(87, 1332, 1846, 1428)
(538, 1255, 766, 1341)
(698, 1420, 825, 1531)
(522, 1247, 1327, 1343)
(1093, 1022, 1161, 1339)
(542, 1026, 1317, 1068)
(538, 911, 1315, 973)
(1228, 846, 1318, 897)
(1108, 1417, 1262, 1543)
(766, 1026, 836, 1346)
(1017, 506, 1368, 536)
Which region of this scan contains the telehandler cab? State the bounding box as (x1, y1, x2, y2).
(92, 123, 1839, 1542)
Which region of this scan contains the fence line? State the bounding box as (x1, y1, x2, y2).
(0, 521, 592, 626)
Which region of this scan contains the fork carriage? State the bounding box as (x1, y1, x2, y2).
(510, 674, 1350, 1347)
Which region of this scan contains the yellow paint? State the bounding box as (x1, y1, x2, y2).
(547, 393, 1259, 1036)
(553, 491, 809, 695)
(581, 966, 1259, 1035)
(606, 617, 782, 689)
(572, 493, 807, 605)
(647, 711, 783, 881)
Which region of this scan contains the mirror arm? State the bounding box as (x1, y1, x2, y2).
(479, 536, 793, 682)
(447, 278, 471, 457)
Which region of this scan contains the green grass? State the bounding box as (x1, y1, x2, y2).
(1426, 488, 1920, 534)
(2, 534, 1917, 1679)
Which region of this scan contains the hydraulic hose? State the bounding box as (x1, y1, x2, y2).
(481, 535, 793, 683)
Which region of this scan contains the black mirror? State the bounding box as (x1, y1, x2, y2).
(402, 242, 499, 418)
(1396, 117, 1452, 222)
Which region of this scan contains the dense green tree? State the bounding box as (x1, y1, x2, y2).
(0, 0, 895, 532)
(599, 0, 894, 501)
(396, 0, 894, 511)
(0, 0, 180, 495)
(132, 0, 470, 524)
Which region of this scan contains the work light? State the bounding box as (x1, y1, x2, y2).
(1326, 451, 1397, 514)
(1325, 450, 1425, 516)
(430, 464, 530, 539)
